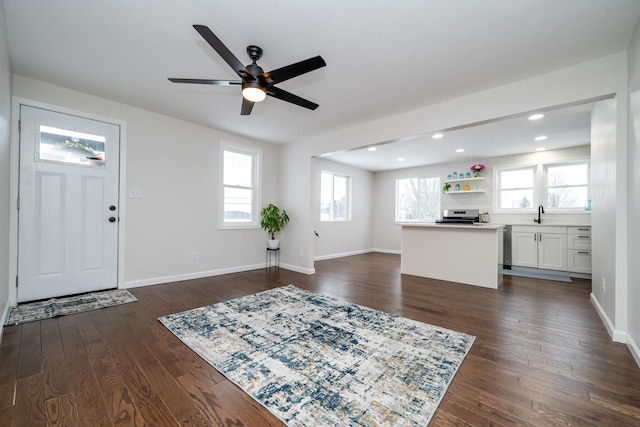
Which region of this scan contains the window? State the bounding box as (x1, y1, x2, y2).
(38, 125, 106, 167)
(497, 166, 535, 209)
(320, 171, 350, 221)
(396, 177, 441, 222)
(546, 163, 589, 208)
(221, 143, 260, 227)
(495, 161, 590, 211)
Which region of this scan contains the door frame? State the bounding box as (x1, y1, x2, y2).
(8, 97, 127, 306)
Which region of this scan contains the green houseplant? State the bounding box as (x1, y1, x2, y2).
(260, 204, 290, 249)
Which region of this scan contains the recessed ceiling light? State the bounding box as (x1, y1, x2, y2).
(397, 157, 405, 162)
(368, 147, 377, 152)
(456, 148, 465, 153)
(432, 133, 444, 139)
(535, 136, 548, 141)
(535, 147, 546, 152)
(528, 113, 545, 120)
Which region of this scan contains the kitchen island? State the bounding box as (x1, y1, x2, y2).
(401, 223, 504, 289)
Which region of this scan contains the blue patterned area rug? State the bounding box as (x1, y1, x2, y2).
(5, 289, 137, 325)
(159, 285, 475, 426)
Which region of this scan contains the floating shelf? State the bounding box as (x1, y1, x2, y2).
(444, 177, 485, 184)
(444, 176, 485, 194)
(444, 189, 485, 194)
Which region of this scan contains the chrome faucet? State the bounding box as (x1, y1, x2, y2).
(534, 205, 545, 223)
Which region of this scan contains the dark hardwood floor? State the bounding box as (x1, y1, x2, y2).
(1, 252, 639, 426)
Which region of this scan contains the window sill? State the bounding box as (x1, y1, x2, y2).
(219, 223, 260, 231)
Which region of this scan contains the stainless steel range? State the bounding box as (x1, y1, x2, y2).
(436, 209, 480, 224)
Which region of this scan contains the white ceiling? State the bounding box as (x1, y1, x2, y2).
(3, 1, 640, 168)
(320, 101, 596, 171)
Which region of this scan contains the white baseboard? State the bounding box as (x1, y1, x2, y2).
(627, 333, 640, 368)
(373, 248, 401, 255)
(312, 247, 401, 261)
(124, 263, 265, 289)
(280, 263, 315, 275)
(314, 248, 373, 262)
(590, 293, 626, 343)
(123, 261, 319, 289)
(0, 298, 9, 345)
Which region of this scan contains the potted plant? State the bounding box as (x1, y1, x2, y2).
(260, 204, 290, 249)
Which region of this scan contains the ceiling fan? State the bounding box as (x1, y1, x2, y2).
(169, 25, 327, 115)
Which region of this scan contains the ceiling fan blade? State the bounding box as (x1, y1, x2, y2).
(193, 24, 246, 76)
(168, 78, 241, 86)
(241, 98, 255, 115)
(265, 56, 326, 85)
(267, 86, 319, 110)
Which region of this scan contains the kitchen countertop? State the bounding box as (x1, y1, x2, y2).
(400, 223, 504, 230)
(494, 223, 591, 227)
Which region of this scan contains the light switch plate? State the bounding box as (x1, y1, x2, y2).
(128, 187, 142, 199)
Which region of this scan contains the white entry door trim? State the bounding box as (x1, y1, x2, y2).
(8, 98, 127, 306)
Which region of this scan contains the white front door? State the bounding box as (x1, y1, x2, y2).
(18, 105, 120, 302)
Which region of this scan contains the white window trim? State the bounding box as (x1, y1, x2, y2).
(320, 170, 352, 222)
(494, 159, 590, 213)
(544, 160, 591, 212)
(494, 164, 538, 213)
(219, 141, 261, 229)
(394, 176, 441, 223)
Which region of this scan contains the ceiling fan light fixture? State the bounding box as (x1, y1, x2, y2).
(242, 83, 266, 103)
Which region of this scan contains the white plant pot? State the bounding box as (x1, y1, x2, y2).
(268, 239, 280, 249)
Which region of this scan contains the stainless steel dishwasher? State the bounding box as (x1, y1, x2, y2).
(503, 225, 512, 269)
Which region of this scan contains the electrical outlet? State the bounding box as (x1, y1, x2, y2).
(601, 277, 606, 293)
(191, 252, 198, 261)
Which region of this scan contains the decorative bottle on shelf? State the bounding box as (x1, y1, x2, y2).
(455, 183, 461, 191)
(452, 171, 458, 179)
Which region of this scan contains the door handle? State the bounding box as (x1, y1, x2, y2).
(108, 217, 117, 223)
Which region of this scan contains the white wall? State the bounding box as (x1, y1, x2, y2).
(11, 75, 278, 291)
(313, 158, 374, 259)
(626, 19, 640, 364)
(372, 146, 591, 252)
(590, 99, 619, 328)
(628, 90, 640, 364)
(0, 1, 12, 329)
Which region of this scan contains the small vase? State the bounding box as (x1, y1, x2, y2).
(474, 172, 482, 178)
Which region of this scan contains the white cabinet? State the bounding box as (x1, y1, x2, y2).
(512, 231, 538, 268)
(512, 226, 567, 271)
(567, 226, 591, 274)
(538, 232, 568, 270)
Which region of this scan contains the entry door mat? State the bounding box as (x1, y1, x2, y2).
(159, 285, 475, 426)
(501, 269, 572, 282)
(5, 289, 137, 325)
